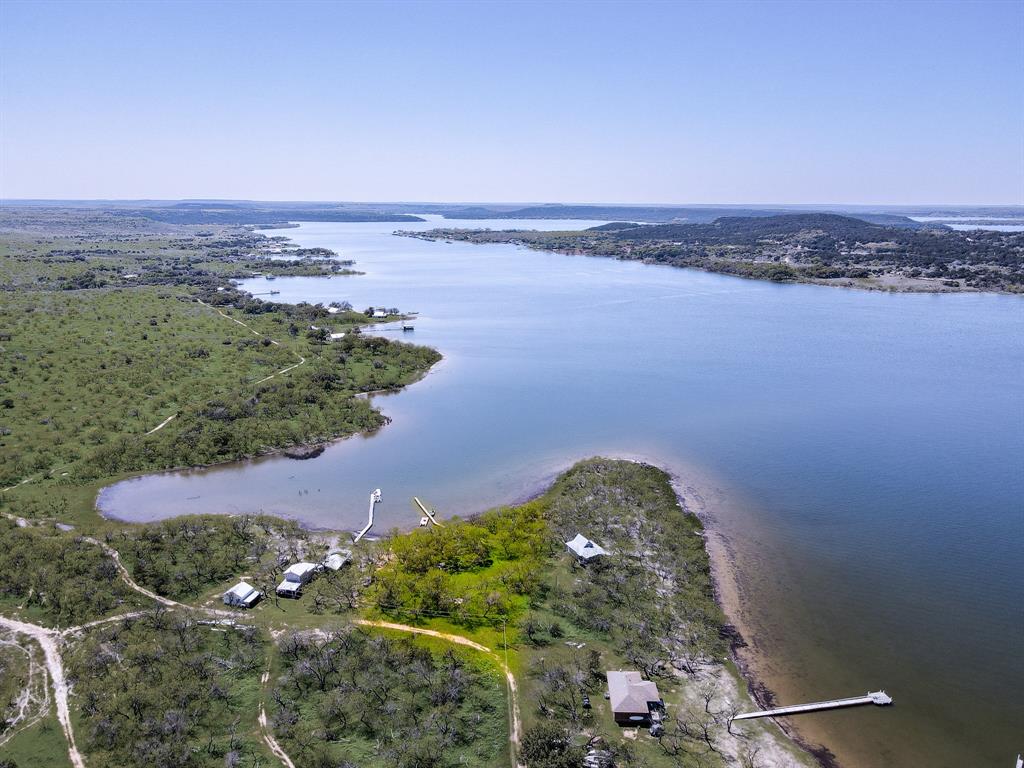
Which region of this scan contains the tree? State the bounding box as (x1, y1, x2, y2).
(520, 722, 585, 768)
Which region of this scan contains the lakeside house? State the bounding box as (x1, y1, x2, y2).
(223, 581, 261, 608)
(321, 550, 351, 571)
(607, 670, 664, 726)
(372, 310, 389, 318)
(566, 533, 608, 562)
(276, 561, 318, 598)
(329, 332, 346, 341)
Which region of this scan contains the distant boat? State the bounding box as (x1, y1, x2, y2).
(270, 290, 280, 295)
(265, 275, 276, 281)
(402, 324, 415, 332)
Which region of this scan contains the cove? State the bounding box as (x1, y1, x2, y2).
(98, 216, 1024, 768)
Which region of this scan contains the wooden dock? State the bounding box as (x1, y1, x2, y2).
(353, 489, 382, 543)
(732, 690, 892, 721)
(413, 497, 443, 527)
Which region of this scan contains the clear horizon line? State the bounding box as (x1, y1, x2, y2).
(2, 198, 1022, 209)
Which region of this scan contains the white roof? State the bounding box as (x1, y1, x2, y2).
(276, 579, 302, 593)
(566, 533, 608, 559)
(607, 671, 661, 715)
(322, 552, 348, 570)
(329, 332, 346, 340)
(284, 562, 317, 578)
(327, 307, 341, 314)
(226, 581, 257, 599)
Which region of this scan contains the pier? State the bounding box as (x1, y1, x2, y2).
(413, 497, 443, 527)
(353, 488, 382, 543)
(732, 691, 892, 721)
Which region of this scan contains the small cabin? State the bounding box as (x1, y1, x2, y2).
(223, 581, 261, 608)
(566, 533, 609, 562)
(372, 310, 388, 318)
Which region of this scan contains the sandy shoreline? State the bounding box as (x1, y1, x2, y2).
(662, 465, 839, 768)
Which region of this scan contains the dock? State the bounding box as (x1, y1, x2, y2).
(413, 497, 443, 527)
(353, 488, 382, 543)
(732, 691, 893, 721)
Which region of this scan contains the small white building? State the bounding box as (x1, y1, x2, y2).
(223, 581, 261, 608)
(327, 306, 342, 314)
(329, 332, 346, 341)
(372, 310, 388, 318)
(321, 550, 350, 571)
(566, 533, 608, 562)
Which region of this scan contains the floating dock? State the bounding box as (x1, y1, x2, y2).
(413, 497, 443, 527)
(732, 691, 892, 721)
(353, 488, 382, 543)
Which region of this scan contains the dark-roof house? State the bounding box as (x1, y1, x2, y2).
(607, 670, 663, 726)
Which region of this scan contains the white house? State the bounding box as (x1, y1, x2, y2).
(223, 581, 261, 608)
(372, 310, 388, 318)
(329, 332, 346, 341)
(327, 306, 342, 314)
(566, 533, 608, 562)
(276, 561, 318, 598)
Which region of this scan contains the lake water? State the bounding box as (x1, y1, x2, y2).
(99, 217, 1024, 768)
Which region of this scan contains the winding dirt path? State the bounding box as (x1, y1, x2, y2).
(81, 537, 181, 608)
(0, 633, 49, 748)
(195, 298, 306, 385)
(355, 619, 523, 766)
(0, 616, 84, 768)
(259, 670, 296, 768)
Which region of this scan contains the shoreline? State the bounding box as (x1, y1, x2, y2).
(498, 451, 838, 767)
(87, 222, 830, 763)
(399, 230, 1023, 296)
(662, 465, 837, 768)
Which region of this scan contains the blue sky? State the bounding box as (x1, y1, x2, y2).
(1, 0, 1021, 204)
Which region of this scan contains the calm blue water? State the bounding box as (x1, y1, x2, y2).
(100, 217, 1024, 767)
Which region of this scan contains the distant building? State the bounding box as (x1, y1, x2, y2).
(372, 310, 388, 318)
(276, 561, 318, 598)
(223, 581, 261, 608)
(327, 306, 342, 314)
(321, 550, 350, 571)
(329, 332, 346, 341)
(607, 670, 663, 726)
(566, 533, 608, 562)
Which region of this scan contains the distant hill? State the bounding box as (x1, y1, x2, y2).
(607, 213, 885, 241)
(442, 204, 931, 229)
(108, 204, 424, 226)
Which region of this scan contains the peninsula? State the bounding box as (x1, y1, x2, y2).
(403, 213, 1024, 293)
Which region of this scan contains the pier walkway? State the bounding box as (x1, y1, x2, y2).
(353, 489, 382, 543)
(733, 691, 892, 721)
(413, 497, 443, 527)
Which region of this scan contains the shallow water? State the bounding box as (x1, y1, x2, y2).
(100, 217, 1024, 767)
